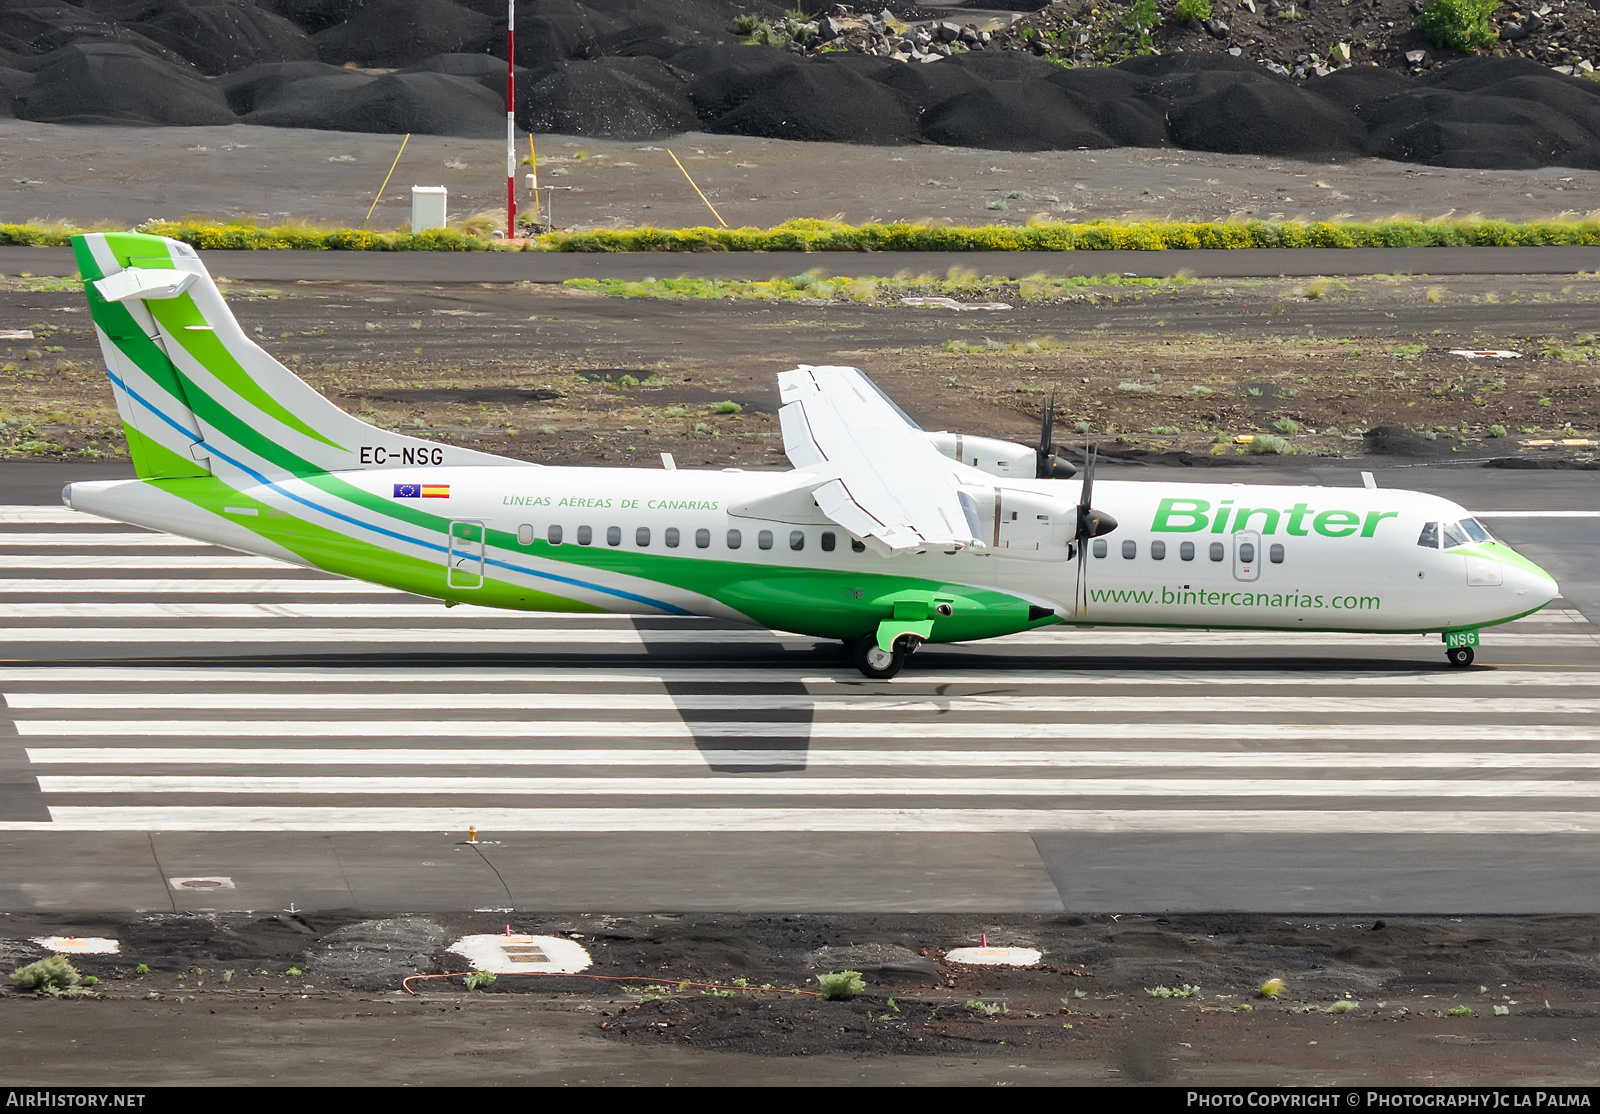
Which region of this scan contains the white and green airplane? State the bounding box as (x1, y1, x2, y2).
(61, 232, 1558, 677)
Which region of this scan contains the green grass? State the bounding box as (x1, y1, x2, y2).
(12, 955, 80, 992)
(14, 213, 1600, 253)
(815, 971, 865, 1001)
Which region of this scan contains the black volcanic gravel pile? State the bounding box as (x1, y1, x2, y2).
(0, 1, 1597, 169)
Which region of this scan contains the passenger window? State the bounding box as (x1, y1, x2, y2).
(547, 525, 563, 546)
(1239, 541, 1256, 564)
(1461, 518, 1493, 544)
(790, 530, 805, 551)
(1417, 522, 1439, 548)
(1092, 539, 1107, 558)
(665, 527, 680, 548)
(1179, 541, 1194, 561)
(606, 526, 621, 547)
(727, 528, 742, 549)
(1269, 543, 1284, 564)
(821, 532, 836, 552)
(695, 528, 710, 549)
(758, 530, 773, 550)
(851, 538, 865, 553)
(1208, 542, 1224, 562)
(1442, 521, 1470, 549)
(577, 525, 593, 546)
(1151, 540, 1166, 560)
(636, 527, 650, 547)
(1122, 539, 1136, 559)
(518, 524, 534, 546)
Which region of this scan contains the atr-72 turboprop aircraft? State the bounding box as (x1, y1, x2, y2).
(62, 232, 1559, 677)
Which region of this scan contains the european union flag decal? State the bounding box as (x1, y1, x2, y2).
(393, 482, 450, 498)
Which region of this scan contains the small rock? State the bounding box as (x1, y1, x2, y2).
(1526, 12, 1546, 31)
(1228, 45, 1242, 55)
(1333, 41, 1351, 63)
(1405, 48, 1429, 64)
(1581, 59, 1595, 73)
(1501, 22, 1528, 41)
(1553, 64, 1575, 74)
(819, 15, 845, 41)
(935, 20, 963, 42)
(1241, 0, 1256, 10)
(1204, 18, 1230, 36)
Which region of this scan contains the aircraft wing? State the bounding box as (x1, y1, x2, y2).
(778, 365, 982, 555)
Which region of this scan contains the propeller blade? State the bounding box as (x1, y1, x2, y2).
(1036, 394, 1056, 479)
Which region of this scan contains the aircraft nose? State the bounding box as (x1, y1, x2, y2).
(1513, 559, 1560, 610)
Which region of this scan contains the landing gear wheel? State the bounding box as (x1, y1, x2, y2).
(853, 633, 908, 680)
(1446, 646, 1475, 668)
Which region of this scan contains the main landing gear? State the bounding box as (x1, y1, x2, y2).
(1446, 645, 1475, 667)
(853, 633, 918, 679)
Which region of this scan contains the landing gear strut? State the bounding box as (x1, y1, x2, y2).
(853, 633, 915, 679)
(1446, 646, 1475, 667)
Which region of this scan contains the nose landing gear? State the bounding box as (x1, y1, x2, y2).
(1443, 629, 1479, 668)
(1446, 645, 1475, 667)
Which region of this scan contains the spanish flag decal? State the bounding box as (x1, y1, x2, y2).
(393, 483, 451, 498)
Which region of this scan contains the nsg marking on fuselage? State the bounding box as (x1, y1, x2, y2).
(61, 232, 1557, 677)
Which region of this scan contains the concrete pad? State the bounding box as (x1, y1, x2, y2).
(0, 834, 172, 912)
(480, 833, 1066, 912)
(1033, 833, 1600, 913)
(151, 833, 354, 912)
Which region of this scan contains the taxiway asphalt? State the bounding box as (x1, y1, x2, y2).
(1, 461, 1597, 915)
(7, 245, 1600, 283)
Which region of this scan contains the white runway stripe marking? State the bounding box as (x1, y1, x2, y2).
(0, 533, 212, 547)
(0, 555, 303, 570)
(2, 667, 1596, 688)
(0, 579, 409, 596)
(10, 692, 1600, 714)
(30, 747, 1600, 770)
(3, 627, 1595, 646)
(18, 721, 1600, 741)
(0, 508, 111, 525)
(33, 775, 1600, 798)
(12, 807, 1600, 833)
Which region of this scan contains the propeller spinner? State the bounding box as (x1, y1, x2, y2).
(1072, 442, 1117, 618)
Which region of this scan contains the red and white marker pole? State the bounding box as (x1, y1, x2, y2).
(506, 0, 516, 237)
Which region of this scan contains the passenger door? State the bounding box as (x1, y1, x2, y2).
(447, 519, 485, 589)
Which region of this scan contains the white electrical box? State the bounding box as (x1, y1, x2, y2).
(411, 185, 447, 231)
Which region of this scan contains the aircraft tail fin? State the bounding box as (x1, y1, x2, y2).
(72, 232, 516, 481)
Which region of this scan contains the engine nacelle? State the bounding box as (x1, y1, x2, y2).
(964, 485, 1079, 561)
(927, 432, 1035, 478)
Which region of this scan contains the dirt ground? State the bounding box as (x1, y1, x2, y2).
(4, 119, 1600, 233)
(3, 911, 1599, 1085)
(5, 266, 1599, 471)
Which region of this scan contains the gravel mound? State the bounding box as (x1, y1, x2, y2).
(4, 5, 1599, 171)
(701, 56, 917, 144)
(312, 0, 493, 68)
(311, 916, 450, 991)
(519, 56, 694, 139)
(922, 79, 1112, 151)
(17, 41, 233, 125)
(246, 68, 504, 135)
(132, 2, 317, 76)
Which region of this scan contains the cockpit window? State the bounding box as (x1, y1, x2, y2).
(1460, 518, 1493, 544)
(1442, 521, 1470, 549)
(1417, 522, 1439, 548)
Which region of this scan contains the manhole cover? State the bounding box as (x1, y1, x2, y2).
(32, 936, 120, 955)
(449, 934, 592, 975)
(169, 876, 235, 891)
(945, 945, 1042, 967)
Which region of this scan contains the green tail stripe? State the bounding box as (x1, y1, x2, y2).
(145, 294, 345, 451)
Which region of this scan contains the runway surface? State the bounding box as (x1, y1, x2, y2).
(2, 463, 1599, 914)
(7, 245, 1600, 283)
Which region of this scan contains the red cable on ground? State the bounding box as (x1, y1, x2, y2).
(401, 970, 822, 997)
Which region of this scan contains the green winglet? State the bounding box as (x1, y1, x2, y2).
(877, 619, 935, 654)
